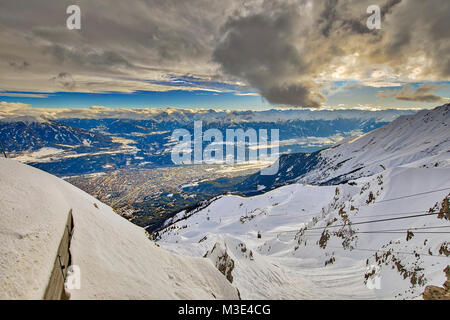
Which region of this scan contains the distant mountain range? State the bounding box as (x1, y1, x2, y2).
(0, 116, 119, 153)
(55, 108, 417, 124)
(0, 108, 417, 177)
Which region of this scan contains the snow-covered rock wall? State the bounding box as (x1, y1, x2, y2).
(0, 158, 239, 300)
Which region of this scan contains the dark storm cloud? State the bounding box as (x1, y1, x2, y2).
(9, 61, 30, 70)
(380, 0, 403, 16)
(264, 83, 325, 108)
(319, 0, 339, 38)
(44, 45, 131, 68)
(212, 0, 449, 107)
(378, 84, 447, 102)
(51, 72, 76, 90)
(213, 1, 325, 108)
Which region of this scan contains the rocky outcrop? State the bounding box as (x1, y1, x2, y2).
(204, 242, 235, 283)
(423, 266, 450, 300)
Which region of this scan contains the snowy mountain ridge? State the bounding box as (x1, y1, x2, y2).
(300, 103, 450, 185)
(0, 118, 118, 153)
(237, 103, 450, 193)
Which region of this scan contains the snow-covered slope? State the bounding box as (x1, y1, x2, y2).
(157, 162, 450, 299)
(0, 158, 239, 300)
(237, 104, 450, 193)
(302, 104, 450, 185)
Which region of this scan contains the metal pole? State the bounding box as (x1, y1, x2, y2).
(0, 140, 7, 158)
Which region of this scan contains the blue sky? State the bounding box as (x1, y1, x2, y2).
(0, 90, 268, 110)
(1, 80, 448, 110)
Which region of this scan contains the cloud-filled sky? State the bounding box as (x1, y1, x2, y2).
(0, 0, 449, 110)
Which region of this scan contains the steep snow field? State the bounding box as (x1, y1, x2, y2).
(158, 166, 450, 299)
(0, 158, 238, 299)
